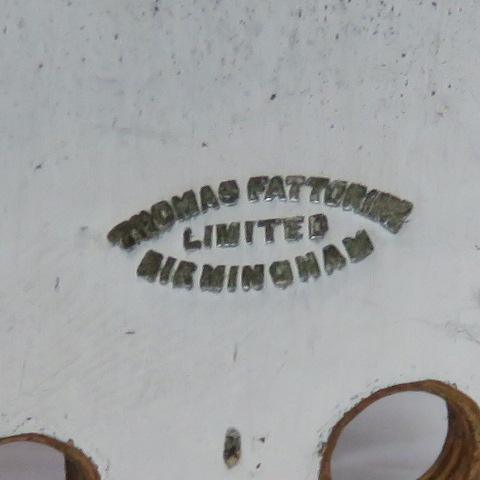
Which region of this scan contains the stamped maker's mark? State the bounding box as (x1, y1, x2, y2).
(107, 175, 413, 293)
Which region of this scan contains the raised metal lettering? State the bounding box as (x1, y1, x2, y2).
(245, 221, 255, 244)
(359, 189, 380, 216)
(151, 201, 175, 233)
(199, 185, 220, 213)
(306, 177, 329, 203)
(324, 180, 348, 207)
(200, 265, 226, 293)
(216, 223, 240, 247)
(258, 218, 281, 244)
(159, 256, 176, 285)
(285, 175, 306, 201)
(172, 261, 197, 289)
(323, 245, 347, 275)
(107, 220, 136, 250)
(218, 180, 240, 206)
(183, 228, 202, 251)
(247, 176, 269, 202)
(309, 214, 329, 240)
(364, 192, 413, 234)
(129, 211, 159, 243)
(203, 225, 213, 248)
(269, 260, 293, 289)
(171, 190, 200, 221)
(227, 266, 238, 292)
(295, 252, 321, 282)
(283, 216, 304, 242)
(343, 230, 375, 263)
(137, 250, 163, 282)
(241, 265, 264, 291)
(342, 183, 367, 213)
(264, 176, 287, 202)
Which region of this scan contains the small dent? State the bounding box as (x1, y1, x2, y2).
(223, 427, 241, 469)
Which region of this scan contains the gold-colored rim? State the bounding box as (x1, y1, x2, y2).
(0, 433, 100, 480)
(319, 380, 480, 480)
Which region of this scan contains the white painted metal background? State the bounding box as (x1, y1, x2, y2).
(1, 1, 480, 479)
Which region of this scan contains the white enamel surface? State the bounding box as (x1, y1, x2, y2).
(2, 1, 480, 479)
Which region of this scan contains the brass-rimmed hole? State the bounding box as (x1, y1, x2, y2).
(0, 433, 100, 480)
(319, 380, 480, 480)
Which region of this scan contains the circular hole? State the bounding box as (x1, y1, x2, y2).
(319, 380, 480, 480)
(0, 434, 99, 480)
(0, 441, 65, 480)
(330, 392, 448, 479)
